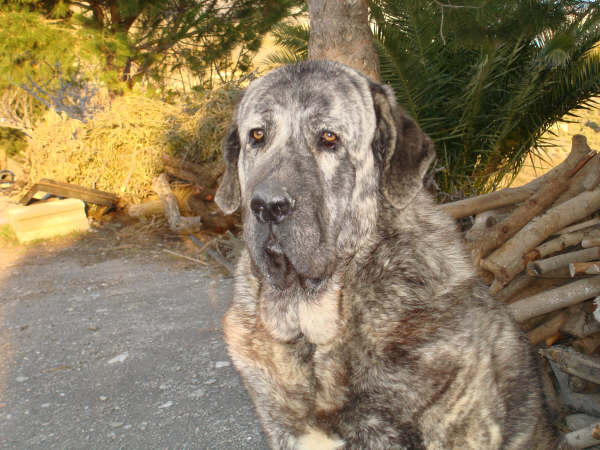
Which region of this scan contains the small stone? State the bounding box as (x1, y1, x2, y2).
(99, 396, 108, 401)
(139, 422, 148, 431)
(16, 376, 29, 383)
(158, 401, 173, 409)
(188, 389, 205, 399)
(124, 424, 132, 430)
(110, 422, 123, 428)
(215, 361, 231, 369)
(159, 383, 169, 390)
(108, 352, 129, 364)
(41, 403, 50, 408)
(204, 378, 217, 385)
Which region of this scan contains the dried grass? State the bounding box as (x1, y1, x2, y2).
(26, 88, 239, 202)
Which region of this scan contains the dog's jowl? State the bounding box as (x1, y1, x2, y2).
(215, 60, 561, 449)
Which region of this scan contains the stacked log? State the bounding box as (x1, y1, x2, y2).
(442, 135, 600, 440)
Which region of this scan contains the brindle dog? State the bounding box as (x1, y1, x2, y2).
(215, 60, 561, 449)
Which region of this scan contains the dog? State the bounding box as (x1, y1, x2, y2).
(215, 60, 560, 449)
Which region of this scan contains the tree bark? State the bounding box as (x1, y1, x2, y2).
(152, 173, 203, 234)
(539, 345, 600, 385)
(573, 333, 600, 355)
(561, 304, 600, 339)
(570, 262, 600, 277)
(525, 228, 600, 262)
(553, 154, 600, 207)
(307, 0, 380, 81)
(527, 247, 600, 277)
(480, 186, 600, 288)
(507, 277, 600, 322)
(564, 422, 600, 449)
(470, 136, 593, 262)
(527, 311, 569, 345)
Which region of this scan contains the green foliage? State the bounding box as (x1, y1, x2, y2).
(0, 128, 27, 156)
(0, 9, 83, 88)
(372, 0, 600, 196)
(263, 22, 309, 67)
(2, 0, 303, 88)
(0, 225, 18, 246)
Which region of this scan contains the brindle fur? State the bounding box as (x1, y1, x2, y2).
(215, 61, 561, 449)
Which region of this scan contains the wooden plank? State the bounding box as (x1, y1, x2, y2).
(21, 179, 119, 207)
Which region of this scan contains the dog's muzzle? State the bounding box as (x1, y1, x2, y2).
(250, 185, 294, 224)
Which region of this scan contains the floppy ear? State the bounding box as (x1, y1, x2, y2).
(215, 121, 242, 214)
(370, 84, 435, 210)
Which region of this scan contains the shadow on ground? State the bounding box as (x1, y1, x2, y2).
(0, 223, 267, 449)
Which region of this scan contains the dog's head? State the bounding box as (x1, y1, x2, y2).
(216, 61, 434, 290)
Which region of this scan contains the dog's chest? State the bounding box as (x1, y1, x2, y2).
(311, 341, 350, 415)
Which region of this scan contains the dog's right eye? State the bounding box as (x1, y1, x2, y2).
(250, 128, 265, 144)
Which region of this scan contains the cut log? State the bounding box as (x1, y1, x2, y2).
(564, 422, 600, 449)
(152, 173, 203, 233)
(507, 276, 600, 322)
(555, 217, 600, 236)
(567, 414, 600, 432)
(492, 272, 532, 299)
(527, 247, 600, 276)
(525, 228, 600, 261)
(539, 345, 600, 384)
(554, 153, 600, 206)
(127, 199, 164, 218)
(570, 262, 600, 277)
(481, 186, 600, 288)
(162, 154, 224, 188)
(470, 136, 594, 262)
(573, 333, 600, 355)
(548, 361, 600, 417)
(527, 311, 569, 345)
(561, 304, 600, 338)
(440, 186, 536, 220)
(582, 237, 600, 248)
(497, 278, 566, 306)
(568, 375, 600, 394)
(163, 164, 203, 186)
(440, 135, 595, 219)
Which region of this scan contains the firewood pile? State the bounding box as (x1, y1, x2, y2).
(442, 135, 600, 443)
(127, 154, 239, 236)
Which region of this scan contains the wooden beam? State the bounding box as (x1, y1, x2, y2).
(21, 178, 119, 207)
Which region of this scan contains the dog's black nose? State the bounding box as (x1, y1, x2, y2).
(251, 188, 293, 224)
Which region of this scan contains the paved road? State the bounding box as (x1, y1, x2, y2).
(0, 234, 268, 449)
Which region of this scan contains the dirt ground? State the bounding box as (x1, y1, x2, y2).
(0, 205, 268, 449)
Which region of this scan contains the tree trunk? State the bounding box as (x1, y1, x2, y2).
(307, 0, 380, 81)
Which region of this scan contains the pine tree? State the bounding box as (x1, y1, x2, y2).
(1, 0, 302, 87)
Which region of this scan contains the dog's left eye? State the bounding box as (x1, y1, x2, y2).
(320, 131, 338, 148)
(250, 128, 265, 144)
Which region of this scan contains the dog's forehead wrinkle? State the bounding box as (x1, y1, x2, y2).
(241, 69, 370, 130)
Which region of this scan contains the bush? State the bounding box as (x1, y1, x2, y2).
(26, 88, 239, 202)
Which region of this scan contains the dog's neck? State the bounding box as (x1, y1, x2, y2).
(258, 272, 343, 345)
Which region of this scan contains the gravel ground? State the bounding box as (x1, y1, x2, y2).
(0, 226, 268, 449)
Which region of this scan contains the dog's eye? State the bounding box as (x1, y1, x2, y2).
(250, 128, 265, 143)
(320, 131, 338, 147)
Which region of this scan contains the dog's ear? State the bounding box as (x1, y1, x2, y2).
(215, 121, 242, 214)
(370, 83, 435, 209)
